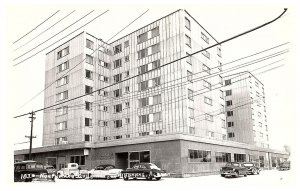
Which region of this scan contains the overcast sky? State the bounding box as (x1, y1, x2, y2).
(2, 0, 298, 154)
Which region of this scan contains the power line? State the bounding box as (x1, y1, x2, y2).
(13, 8, 287, 118)
(17, 9, 149, 110)
(13, 10, 60, 44)
(14, 10, 76, 52)
(13, 10, 96, 62)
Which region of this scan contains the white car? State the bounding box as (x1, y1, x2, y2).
(88, 164, 122, 180)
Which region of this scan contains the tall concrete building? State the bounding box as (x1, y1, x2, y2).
(15, 9, 288, 177)
(223, 72, 269, 148)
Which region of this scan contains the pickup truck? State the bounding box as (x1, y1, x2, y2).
(57, 163, 88, 179)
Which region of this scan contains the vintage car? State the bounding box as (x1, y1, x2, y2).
(220, 162, 248, 178)
(121, 163, 167, 181)
(57, 163, 88, 179)
(88, 164, 122, 179)
(44, 165, 57, 176)
(14, 160, 55, 182)
(278, 161, 290, 171)
(242, 162, 261, 175)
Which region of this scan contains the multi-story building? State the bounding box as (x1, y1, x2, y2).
(15, 9, 288, 177)
(223, 72, 269, 148)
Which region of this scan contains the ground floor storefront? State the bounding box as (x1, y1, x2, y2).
(14, 135, 289, 177)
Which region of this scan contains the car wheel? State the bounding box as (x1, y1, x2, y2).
(106, 175, 111, 180)
(221, 174, 225, 177)
(244, 173, 247, 177)
(70, 174, 75, 179)
(155, 177, 162, 181)
(81, 174, 86, 179)
(257, 170, 260, 175)
(145, 174, 152, 181)
(123, 174, 129, 181)
(57, 173, 62, 179)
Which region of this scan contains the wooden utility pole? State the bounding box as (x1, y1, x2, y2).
(25, 111, 36, 160)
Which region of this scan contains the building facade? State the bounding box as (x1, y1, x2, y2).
(15, 9, 288, 177)
(223, 72, 269, 148)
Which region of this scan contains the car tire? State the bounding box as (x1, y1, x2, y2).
(234, 171, 239, 178)
(221, 174, 225, 177)
(257, 170, 260, 175)
(145, 174, 152, 181)
(106, 175, 111, 180)
(57, 173, 62, 179)
(244, 173, 247, 177)
(155, 177, 162, 181)
(70, 174, 75, 179)
(252, 169, 256, 175)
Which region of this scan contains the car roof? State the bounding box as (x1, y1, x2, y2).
(14, 160, 38, 165)
(96, 164, 115, 168)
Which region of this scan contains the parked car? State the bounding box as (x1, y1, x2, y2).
(278, 161, 290, 171)
(242, 162, 261, 175)
(220, 162, 248, 178)
(57, 163, 88, 179)
(14, 160, 55, 182)
(121, 163, 167, 181)
(88, 164, 122, 180)
(44, 165, 57, 176)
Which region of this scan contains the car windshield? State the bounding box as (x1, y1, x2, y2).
(243, 163, 254, 167)
(226, 163, 239, 167)
(149, 164, 161, 170)
(46, 166, 55, 169)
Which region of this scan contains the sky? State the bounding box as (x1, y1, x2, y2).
(2, 0, 299, 159)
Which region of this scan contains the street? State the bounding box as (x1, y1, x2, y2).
(49, 170, 295, 190)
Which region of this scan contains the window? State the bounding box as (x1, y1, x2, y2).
(218, 61, 222, 71)
(219, 75, 223, 85)
(57, 47, 69, 60)
(85, 101, 92, 111)
(188, 150, 211, 162)
(189, 126, 195, 134)
(202, 48, 210, 59)
(255, 81, 259, 87)
(208, 131, 214, 138)
(56, 106, 68, 116)
(114, 120, 122, 128)
(138, 64, 148, 74)
(55, 137, 67, 145)
(204, 97, 212, 105)
(56, 76, 69, 87)
(139, 132, 150, 137)
(139, 114, 149, 124)
(98, 90, 108, 97)
(99, 75, 109, 82)
(227, 122, 234, 127)
(113, 89, 122, 98)
(225, 90, 232, 96)
(259, 122, 262, 127)
(85, 70, 93, 80)
(85, 118, 92, 127)
(86, 39, 94, 50)
(203, 80, 211, 90)
(188, 89, 193, 100)
(138, 48, 148, 59)
(205, 114, 213, 122)
(234, 154, 246, 162)
(203, 64, 211, 74)
(70, 155, 85, 165)
(98, 120, 108, 127)
(225, 79, 231, 86)
(152, 60, 160, 69)
(154, 130, 162, 135)
(125, 118, 130, 124)
(57, 61, 69, 73)
(226, 100, 233, 106)
(124, 40, 129, 48)
(151, 43, 160, 54)
(185, 17, 191, 30)
(137, 32, 148, 44)
(187, 70, 193, 82)
(189, 107, 194, 118)
(113, 44, 122, 54)
(186, 52, 191, 64)
(113, 59, 122, 68)
(113, 73, 122, 83)
(85, 134, 92, 142)
(221, 119, 226, 129)
(124, 86, 130, 93)
(258, 112, 261, 117)
(125, 102, 130, 108)
(85, 85, 93, 95)
(138, 77, 160, 91)
(99, 61, 110, 68)
(217, 46, 221, 57)
(185, 35, 191, 47)
(222, 134, 227, 140)
(56, 121, 67, 131)
(228, 132, 235, 138)
(201, 32, 209, 43)
(220, 90, 224, 99)
(139, 97, 149, 107)
(125, 55, 129, 62)
(114, 104, 122, 113)
(56, 91, 68, 101)
(114, 135, 123, 139)
(139, 112, 161, 124)
(124, 70, 129, 78)
(99, 105, 108, 112)
(86, 54, 93, 65)
(151, 27, 159, 37)
(227, 111, 233, 117)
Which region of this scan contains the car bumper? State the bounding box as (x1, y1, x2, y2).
(221, 171, 235, 176)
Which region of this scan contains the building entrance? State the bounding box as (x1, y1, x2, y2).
(115, 150, 150, 169)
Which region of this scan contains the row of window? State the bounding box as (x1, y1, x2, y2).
(137, 43, 160, 59)
(189, 150, 248, 163)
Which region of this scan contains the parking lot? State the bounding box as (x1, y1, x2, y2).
(47, 170, 295, 190)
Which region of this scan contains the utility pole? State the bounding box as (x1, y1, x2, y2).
(25, 111, 36, 160)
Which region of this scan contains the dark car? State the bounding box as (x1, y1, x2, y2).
(242, 162, 260, 175)
(14, 160, 55, 182)
(278, 161, 290, 171)
(121, 163, 167, 181)
(220, 162, 248, 178)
